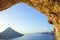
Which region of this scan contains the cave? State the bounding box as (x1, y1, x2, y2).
(0, 0, 60, 40)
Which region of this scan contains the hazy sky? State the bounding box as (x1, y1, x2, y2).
(0, 3, 54, 34)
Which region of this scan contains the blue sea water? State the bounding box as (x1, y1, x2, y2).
(0, 34, 54, 40)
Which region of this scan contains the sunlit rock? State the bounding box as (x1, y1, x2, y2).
(0, 0, 60, 40)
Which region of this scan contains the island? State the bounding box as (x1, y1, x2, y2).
(0, 27, 24, 39)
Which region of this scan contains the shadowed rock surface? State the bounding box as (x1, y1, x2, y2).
(0, 0, 60, 40)
(0, 27, 24, 39)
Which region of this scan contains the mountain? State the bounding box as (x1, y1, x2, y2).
(41, 31, 54, 35)
(0, 27, 24, 39)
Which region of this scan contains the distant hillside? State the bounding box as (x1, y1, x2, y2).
(41, 31, 54, 35)
(0, 27, 24, 39)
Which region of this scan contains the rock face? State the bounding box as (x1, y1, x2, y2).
(0, 27, 24, 39)
(0, 0, 60, 40)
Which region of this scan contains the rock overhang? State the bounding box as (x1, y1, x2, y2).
(0, 0, 60, 40)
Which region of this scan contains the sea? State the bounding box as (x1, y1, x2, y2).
(0, 34, 55, 40)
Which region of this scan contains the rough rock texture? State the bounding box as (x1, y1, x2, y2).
(0, 0, 60, 40)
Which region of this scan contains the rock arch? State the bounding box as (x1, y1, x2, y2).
(0, 0, 60, 40)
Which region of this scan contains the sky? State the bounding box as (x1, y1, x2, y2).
(0, 3, 54, 34)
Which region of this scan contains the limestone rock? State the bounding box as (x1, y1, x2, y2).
(0, 0, 60, 40)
